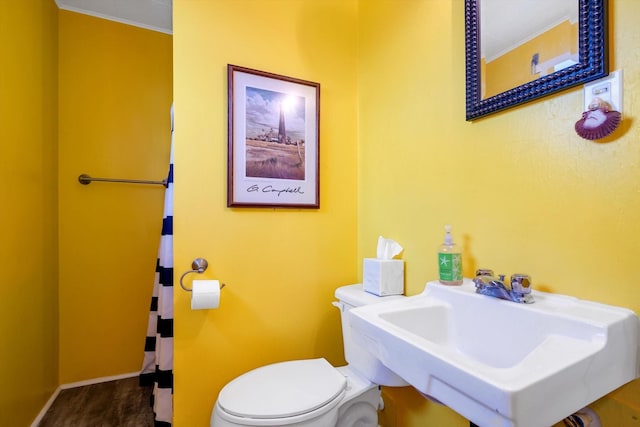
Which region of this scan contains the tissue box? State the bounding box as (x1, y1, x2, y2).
(363, 259, 404, 296)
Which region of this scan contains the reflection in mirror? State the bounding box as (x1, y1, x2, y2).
(481, 0, 578, 99)
(465, 0, 608, 121)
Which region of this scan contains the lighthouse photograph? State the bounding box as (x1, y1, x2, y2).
(244, 86, 306, 180)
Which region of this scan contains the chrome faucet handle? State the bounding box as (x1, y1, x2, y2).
(510, 274, 534, 303)
(511, 274, 531, 293)
(473, 269, 495, 290)
(475, 269, 494, 277)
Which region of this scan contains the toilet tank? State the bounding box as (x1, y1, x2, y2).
(334, 284, 407, 386)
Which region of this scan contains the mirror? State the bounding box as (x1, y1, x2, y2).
(465, 0, 608, 120)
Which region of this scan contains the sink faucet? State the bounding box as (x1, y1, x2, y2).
(472, 270, 534, 304)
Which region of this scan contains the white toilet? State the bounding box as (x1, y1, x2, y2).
(211, 284, 407, 427)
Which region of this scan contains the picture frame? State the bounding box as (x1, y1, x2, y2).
(227, 64, 320, 208)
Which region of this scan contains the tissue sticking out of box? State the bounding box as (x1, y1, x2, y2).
(376, 236, 403, 259)
(364, 236, 404, 296)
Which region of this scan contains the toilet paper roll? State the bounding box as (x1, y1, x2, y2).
(191, 280, 221, 310)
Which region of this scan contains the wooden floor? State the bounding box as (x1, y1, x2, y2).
(39, 377, 155, 427)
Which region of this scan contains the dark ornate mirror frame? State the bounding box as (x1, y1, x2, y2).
(465, 0, 608, 121)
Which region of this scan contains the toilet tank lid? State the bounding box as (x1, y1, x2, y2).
(217, 358, 346, 420)
(335, 284, 404, 307)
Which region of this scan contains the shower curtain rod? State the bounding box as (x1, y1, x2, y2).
(78, 173, 167, 187)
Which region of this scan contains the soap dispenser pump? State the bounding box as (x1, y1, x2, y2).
(438, 225, 463, 285)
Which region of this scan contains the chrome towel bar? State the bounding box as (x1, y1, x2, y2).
(78, 173, 167, 187)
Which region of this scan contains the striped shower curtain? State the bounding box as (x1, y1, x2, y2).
(140, 105, 174, 426)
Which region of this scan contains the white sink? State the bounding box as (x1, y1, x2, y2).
(349, 279, 640, 427)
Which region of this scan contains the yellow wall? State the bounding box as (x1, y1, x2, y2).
(170, 0, 640, 425)
(358, 1, 640, 426)
(6, 0, 637, 423)
(1, 3, 172, 422)
(172, 1, 358, 425)
(0, 0, 59, 425)
(58, 10, 173, 383)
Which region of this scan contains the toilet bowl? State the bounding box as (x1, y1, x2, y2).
(210, 284, 407, 427)
(211, 359, 380, 427)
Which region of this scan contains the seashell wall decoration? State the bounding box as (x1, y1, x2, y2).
(575, 97, 622, 140)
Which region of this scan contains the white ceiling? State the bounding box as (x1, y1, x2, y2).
(481, 0, 578, 62)
(54, 0, 574, 60)
(55, 0, 172, 34)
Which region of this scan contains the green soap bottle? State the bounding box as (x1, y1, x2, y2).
(438, 225, 463, 285)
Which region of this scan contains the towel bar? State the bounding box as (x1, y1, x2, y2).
(78, 173, 167, 187)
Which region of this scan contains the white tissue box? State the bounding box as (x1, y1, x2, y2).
(363, 259, 404, 296)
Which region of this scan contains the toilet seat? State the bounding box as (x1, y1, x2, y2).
(217, 358, 347, 421)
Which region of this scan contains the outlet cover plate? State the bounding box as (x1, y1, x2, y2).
(584, 70, 623, 114)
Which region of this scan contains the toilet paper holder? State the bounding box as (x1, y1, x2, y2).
(179, 257, 226, 292)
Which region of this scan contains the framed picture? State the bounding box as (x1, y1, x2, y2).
(227, 64, 320, 208)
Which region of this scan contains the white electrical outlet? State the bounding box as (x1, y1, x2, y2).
(583, 69, 623, 113)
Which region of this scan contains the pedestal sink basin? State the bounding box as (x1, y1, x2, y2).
(349, 279, 640, 427)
